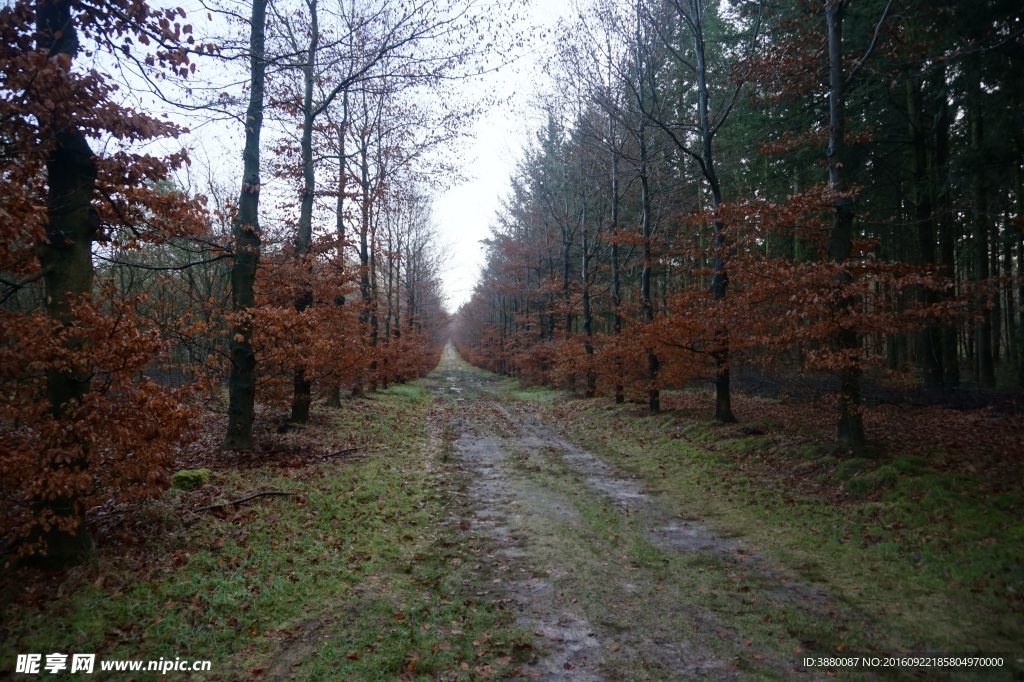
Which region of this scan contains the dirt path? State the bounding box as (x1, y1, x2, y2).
(427, 346, 833, 681)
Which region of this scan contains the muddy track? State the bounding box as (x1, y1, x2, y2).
(427, 346, 840, 681)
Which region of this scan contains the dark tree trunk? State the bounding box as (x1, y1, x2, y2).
(609, 117, 624, 404)
(562, 233, 572, 335)
(934, 64, 960, 387)
(288, 0, 319, 425)
(907, 76, 942, 387)
(31, 0, 98, 563)
(1016, 138, 1024, 388)
(969, 76, 995, 387)
(632, 4, 659, 414)
(639, 123, 659, 414)
(691, 0, 735, 424)
(826, 1, 865, 449)
(1001, 216, 1012, 371)
(581, 206, 596, 398)
(709, 203, 733, 423)
(36, 130, 97, 562)
(353, 132, 372, 397)
(369, 212, 380, 391)
(327, 105, 349, 409)
(224, 0, 268, 449)
(405, 244, 418, 335)
(547, 249, 556, 341)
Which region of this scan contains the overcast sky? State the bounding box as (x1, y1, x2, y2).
(167, 0, 576, 314)
(432, 0, 574, 312)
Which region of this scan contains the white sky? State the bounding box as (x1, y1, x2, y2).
(160, 0, 577, 314)
(432, 0, 575, 312)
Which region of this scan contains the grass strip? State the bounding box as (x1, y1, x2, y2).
(1, 383, 528, 681)
(504, 383, 1023, 674)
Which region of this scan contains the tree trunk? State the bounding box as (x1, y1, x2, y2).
(30, 0, 98, 563)
(969, 74, 995, 387)
(639, 121, 659, 414)
(353, 131, 372, 397)
(1001, 215, 1012, 372)
(609, 116, 624, 404)
(1016, 136, 1024, 388)
(368, 176, 380, 391)
(826, 1, 865, 449)
(403, 258, 414, 339)
(907, 76, 942, 387)
(224, 0, 268, 448)
(633, 4, 659, 413)
(692, 0, 735, 424)
(289, 0, 319, 424)
(933, 64, 960, 387)
(327, 103, 349, 408)
(36, 131, 97, 562)
(991, 224, 1001, 366)
(562, 230, 572, 335)
(581, 206, 596, 398)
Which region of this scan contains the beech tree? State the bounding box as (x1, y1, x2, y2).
(263, 0, 501, 422)
(822, 0, 881, 446)
(223, 0, 269, 450)
(636, 0, 764, 421)
(1, 0, 203, 561)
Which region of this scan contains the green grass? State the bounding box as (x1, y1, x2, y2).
(505, 382, 562, 404)
(8, 364, 1018, 680)
(1, 384, 528, 680)
(494, 380, 1023, 676)
(500, 433, 864, 679)
(596, 412, 1019, 652)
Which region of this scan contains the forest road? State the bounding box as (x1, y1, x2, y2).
(424, 345, 829, 681)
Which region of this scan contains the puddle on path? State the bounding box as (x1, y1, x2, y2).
(503, 409, 835, 619)
(451, 431, 606, 678)
(432, 346, 822, 680)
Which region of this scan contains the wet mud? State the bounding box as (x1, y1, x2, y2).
(428, 346, 835, 680)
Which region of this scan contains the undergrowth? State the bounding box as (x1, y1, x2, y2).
(1, 384, 527, 681)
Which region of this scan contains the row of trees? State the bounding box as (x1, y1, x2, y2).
(1, 0, 480, 562)
(453, 0, 1023, 446)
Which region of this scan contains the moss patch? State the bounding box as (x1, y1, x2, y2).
(170, 468, 213, 490)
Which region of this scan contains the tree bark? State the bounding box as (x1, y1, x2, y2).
(352, 128, 373, 397)
(968, 73, 995, 387)
(1016, 135, 1024, 388)
(694, 8, 735, 423)
(825, 0, 865, 449)
(933, 64, 960, 387)
(32, 0, 98, 563)
(288, 0, 319, 424)
(639, 120, 660, 414)
(907, 76, 942, 387)
(327, 106, 349, 408)
(367, 141, 381, 390)
(634, 3, 659, 413)
(609, 115, 624, 404)
(224, 0, 268, 449)
(581, 204, 596, 397)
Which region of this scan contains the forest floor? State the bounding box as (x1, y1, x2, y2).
(424, 346, 1022, 681)
(2, 346, 1021, 680)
